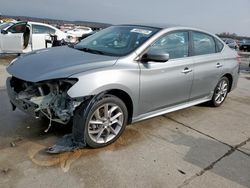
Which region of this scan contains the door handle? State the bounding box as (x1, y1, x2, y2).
(182, 67, 192, 74)
(216, 63, 223, 68)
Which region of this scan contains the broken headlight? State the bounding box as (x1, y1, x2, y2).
(10, 77, 82, 125)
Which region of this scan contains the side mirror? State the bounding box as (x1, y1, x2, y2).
(1, 30, 8, 34)
(142, 49, 169, 62)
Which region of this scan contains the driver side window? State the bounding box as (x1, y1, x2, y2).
(7, 23, 27, 33)
(150, 31, 189, 59)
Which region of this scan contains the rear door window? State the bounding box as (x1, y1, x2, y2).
(32, 24, 55, 34)
(215, 38, 224, 52)
(192, 32, 216, 56)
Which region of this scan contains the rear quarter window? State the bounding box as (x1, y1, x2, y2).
(215, 38, 224, 52)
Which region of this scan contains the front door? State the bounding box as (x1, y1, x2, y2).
(1, 22, 27, 53)
(139, 31, 194, 114)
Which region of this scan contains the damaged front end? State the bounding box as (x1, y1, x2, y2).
(6, 77, 84, 129)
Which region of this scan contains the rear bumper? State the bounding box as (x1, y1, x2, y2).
(230, 65, 240, 92)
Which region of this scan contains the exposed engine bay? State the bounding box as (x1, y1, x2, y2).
(7, 77, 84, 130)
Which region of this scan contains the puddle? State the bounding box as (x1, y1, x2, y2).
(28, 127, 141, 172)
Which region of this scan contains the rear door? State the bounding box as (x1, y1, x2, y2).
(1, 22, 27, 53)
(189, 31, 223, 100)
(31, 24, 56, 50)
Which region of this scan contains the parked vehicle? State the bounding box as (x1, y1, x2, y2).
(0, 21, 68, 53)
(81, 31, 97, 39)
(239, 39, 250, 52)
(6, 24, 239, 151)
(59, 24, 75, 32)
(63, 31, 97, 46)
(65, 27, 94, 44)
(66, 26, 93, 37)
(0, 22, 15, 30)
(222, 38, 238, 49)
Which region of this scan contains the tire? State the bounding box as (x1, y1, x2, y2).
(73, 94, 128, 148)
(209, 77, 229, 107)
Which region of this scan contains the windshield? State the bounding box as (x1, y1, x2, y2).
(75, 25, 160, 56)
(0, 22, 12, 30)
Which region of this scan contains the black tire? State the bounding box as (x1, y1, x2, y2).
(209, 77, 229, 107)
(73, 94, 128, 148)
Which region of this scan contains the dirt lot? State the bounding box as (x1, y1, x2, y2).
(0, 54, 250, 188)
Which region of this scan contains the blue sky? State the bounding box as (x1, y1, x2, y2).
(1, 0, 250, 36)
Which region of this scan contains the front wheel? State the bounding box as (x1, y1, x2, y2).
(209, 77, 229, 107)
(75, 94, 128, 148)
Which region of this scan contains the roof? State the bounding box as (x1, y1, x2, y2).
(118, 23, 180, 29)
(116, 23, 222, 42)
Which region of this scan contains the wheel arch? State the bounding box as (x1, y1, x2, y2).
(106, 89, 133, 124)
(222, 73, 233, 92)
(69, 86, 135, 125)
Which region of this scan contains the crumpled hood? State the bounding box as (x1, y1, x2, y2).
(7, 46, 118, 82)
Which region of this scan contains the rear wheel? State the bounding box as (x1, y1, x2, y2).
(209, 77, 229, 107)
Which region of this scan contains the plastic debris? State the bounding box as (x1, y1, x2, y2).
(46, 134, 86, 154)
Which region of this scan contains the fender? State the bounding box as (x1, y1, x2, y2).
(67, 64, 140, 115)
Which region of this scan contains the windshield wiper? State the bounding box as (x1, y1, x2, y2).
(77, 47, 105, 55)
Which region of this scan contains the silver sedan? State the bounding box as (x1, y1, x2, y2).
(6, 24, 239, 151)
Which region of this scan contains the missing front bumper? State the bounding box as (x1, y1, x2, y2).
(6, 77, 39, 117)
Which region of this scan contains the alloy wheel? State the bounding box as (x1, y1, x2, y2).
(214, 79, 228, 105)
(87, 103, 124, 144)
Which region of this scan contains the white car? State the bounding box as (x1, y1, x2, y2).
(64, 26, 93, 44)
(0, 21, 67, 54)
(66, 26, 93, 37)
